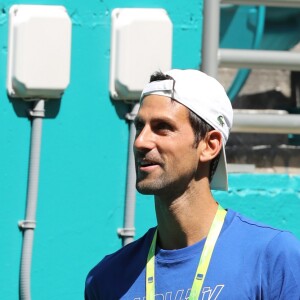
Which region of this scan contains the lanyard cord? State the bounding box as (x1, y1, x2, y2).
(146, 205, 227, 300)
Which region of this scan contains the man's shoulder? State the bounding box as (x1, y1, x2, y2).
(228, 209, 289, 235)
(86, 227, 155, 282)
(226, 209, 300, 254)
(85, 228, 155, 299)
(216, 210, 300, 298)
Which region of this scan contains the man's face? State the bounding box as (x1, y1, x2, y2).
(134, 95, 201, 197)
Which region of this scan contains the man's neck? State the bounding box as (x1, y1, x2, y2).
(154, 184, 218, 250)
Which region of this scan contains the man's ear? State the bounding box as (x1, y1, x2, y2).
(198, 130, 223, 162)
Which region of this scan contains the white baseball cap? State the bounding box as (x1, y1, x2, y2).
(140, 69, 233, 191)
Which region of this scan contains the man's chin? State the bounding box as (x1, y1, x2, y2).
(136, 181, 161, 195)
(136, 185, 155, 195)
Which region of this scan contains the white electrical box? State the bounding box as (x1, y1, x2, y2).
(110, 8, 173, 101)
(7, 5, 72, 99)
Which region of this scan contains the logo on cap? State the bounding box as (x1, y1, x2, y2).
(217, 115, 225, 127)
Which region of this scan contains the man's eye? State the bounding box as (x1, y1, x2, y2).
(154, 123, 173, 132)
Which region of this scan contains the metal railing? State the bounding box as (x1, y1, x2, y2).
(201, 0, 300, 134)
(219, 50, 300, 71)
(221, 0, 300, 7)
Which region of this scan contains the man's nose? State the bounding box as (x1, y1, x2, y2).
(134, 126, 155, 152)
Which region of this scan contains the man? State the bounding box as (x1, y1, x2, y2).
(85, 69, 300, 299)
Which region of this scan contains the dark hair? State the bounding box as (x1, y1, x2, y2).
(149, 71, 221, 182)
(150, 71, 174, 82)
(188, 109, 221, 182)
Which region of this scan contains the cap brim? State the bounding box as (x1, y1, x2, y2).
(210, 146, 228, 191)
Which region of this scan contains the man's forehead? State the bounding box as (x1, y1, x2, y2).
(140, 94, 184, 110)
(139, 94, 188, 114)
(137, 95, 190, 121)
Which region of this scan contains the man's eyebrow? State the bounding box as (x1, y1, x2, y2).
(151, 115, 177, 124)
(135, 114, 178, 124)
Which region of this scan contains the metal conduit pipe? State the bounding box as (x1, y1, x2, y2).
(19, 100, 45, 300)
(219, 49, 300, 70)
(118, 102, 140, 246)
(221, 0, 300, 7)
(201, 0, 220, 78)
(232, 110, 300, 134)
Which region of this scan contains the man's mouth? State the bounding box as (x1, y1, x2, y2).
(138, 159, 161, 171)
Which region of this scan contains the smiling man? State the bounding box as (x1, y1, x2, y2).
(85, 69, 300, 300)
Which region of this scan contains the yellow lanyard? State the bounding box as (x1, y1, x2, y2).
(146, 205, 227, 300)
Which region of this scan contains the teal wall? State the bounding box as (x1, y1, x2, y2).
(0, 1, 202, 299)
(0, 1, 299, 300)
(217, 174, 300, 239)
